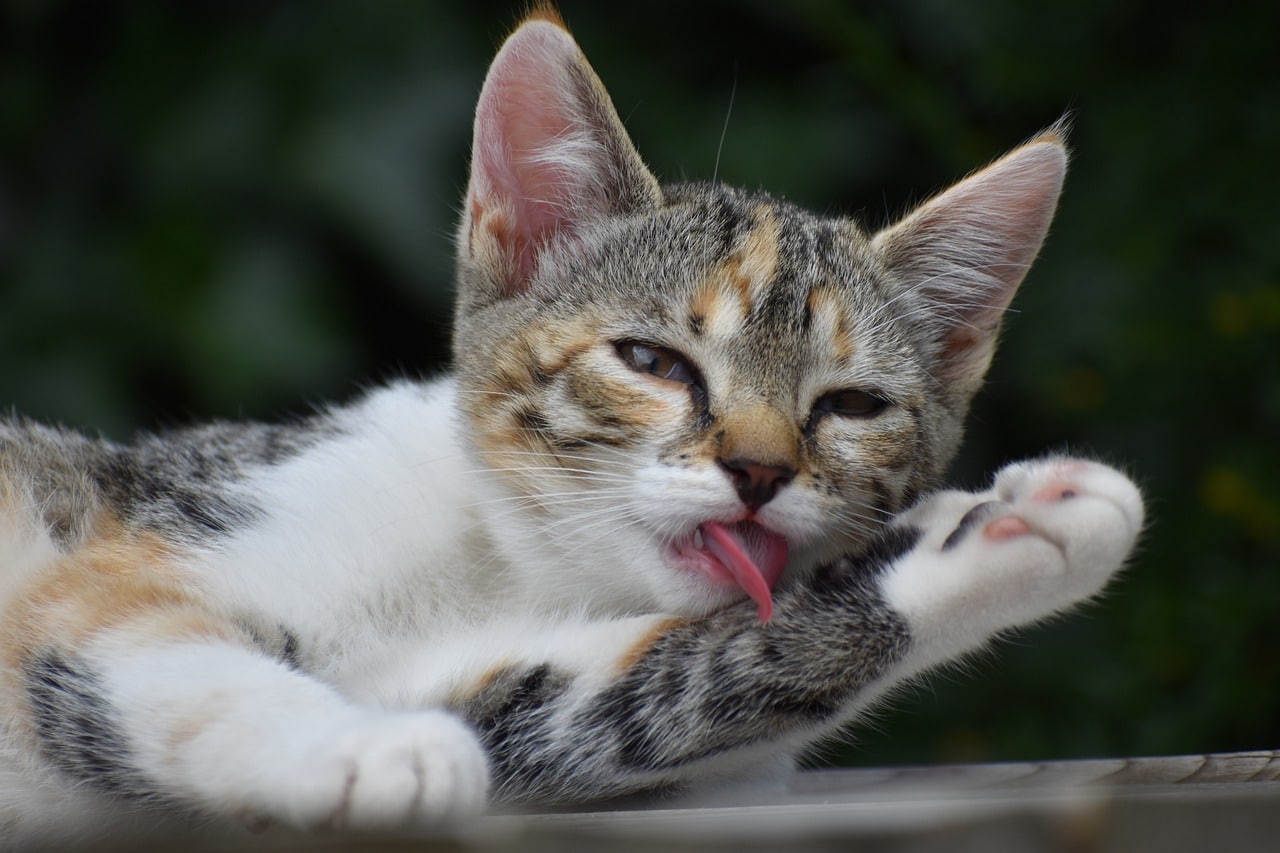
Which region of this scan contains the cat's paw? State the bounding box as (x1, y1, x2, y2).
(882, 457, 1143, 651)
(264, 710, 489, 831)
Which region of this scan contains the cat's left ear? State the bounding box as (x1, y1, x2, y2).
(461, 10, 662, 299)
(872, 127, 1068, 394)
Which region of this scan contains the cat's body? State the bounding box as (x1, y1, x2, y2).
(0, 10, 1143, 848)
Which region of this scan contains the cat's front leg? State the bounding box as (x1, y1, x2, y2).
(10, 563, 490, 837)
(450, 457, 1142, 806)
(26, 637, 490, 834)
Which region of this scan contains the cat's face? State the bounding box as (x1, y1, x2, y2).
(451, 13, 1065, 618)
(458, 190, 939, 617)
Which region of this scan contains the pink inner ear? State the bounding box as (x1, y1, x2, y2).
(468, 22, 597, 288)
(873, 136, 1066, 383)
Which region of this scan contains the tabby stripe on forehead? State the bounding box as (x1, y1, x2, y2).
(708, 192, 748, 255)
(692, 205, 784, 339)
(687, 311, 705, 337)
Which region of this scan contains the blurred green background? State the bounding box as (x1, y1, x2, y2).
(2, 1, 1276, 767)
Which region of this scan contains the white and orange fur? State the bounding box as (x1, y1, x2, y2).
(0, 9, 1143, 848)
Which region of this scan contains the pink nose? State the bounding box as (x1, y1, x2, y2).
(717, 457, 796, 511)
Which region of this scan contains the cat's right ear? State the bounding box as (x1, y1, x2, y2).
(872, 127, 1068, 397)
(460, 10, 662, 299)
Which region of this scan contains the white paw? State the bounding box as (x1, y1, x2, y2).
(882, 457, 1143, 649)
(266, 710, 489, 831)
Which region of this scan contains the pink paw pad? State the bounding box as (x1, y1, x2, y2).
(983, 515, 1032, 541)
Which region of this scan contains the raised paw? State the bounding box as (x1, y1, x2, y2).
(881, 457, 1143, 653)
(265, 710, 490, 832)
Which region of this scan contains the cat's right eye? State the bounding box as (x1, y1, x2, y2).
(813, 388, 890, 420)
(614, 341, 700, 387)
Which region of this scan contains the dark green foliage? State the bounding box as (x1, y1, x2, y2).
(2, 1, 1276, 765)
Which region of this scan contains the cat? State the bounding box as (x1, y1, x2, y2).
(0, 7, 1143, 848)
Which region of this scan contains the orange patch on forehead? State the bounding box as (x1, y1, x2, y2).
(689, 280, 742, 337)
(694, 205, 783, 338)
(806, 286, 857, 360)
(735, 204, 783, 292)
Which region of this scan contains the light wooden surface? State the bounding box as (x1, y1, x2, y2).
(178, 751, 1280, 853)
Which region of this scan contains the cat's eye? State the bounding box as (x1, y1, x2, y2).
(815, 389, 890, 419)
(615, 341, 700, 387)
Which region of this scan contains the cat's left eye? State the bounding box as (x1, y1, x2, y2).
(815, 389, 890, 419)
(615, 341, 700, 387)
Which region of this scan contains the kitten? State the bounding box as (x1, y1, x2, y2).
(0, 8, 1143, 847)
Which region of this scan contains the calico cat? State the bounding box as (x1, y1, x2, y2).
(0, 8, 1143, 847)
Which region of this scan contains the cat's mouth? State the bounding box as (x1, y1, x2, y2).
(670, 521, 789, 621)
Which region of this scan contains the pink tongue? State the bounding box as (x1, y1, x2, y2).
(699, 522, 789, 622)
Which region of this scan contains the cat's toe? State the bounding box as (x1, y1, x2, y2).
(940, 500, 1009, 550)
(993, 456, 1144, 533)
(343, 713, 488, 826)
(286, 711, 489, 831)
(981, 457, 1144, 596)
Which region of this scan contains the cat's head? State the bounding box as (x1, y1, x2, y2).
(452, 10, 1065, 619)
